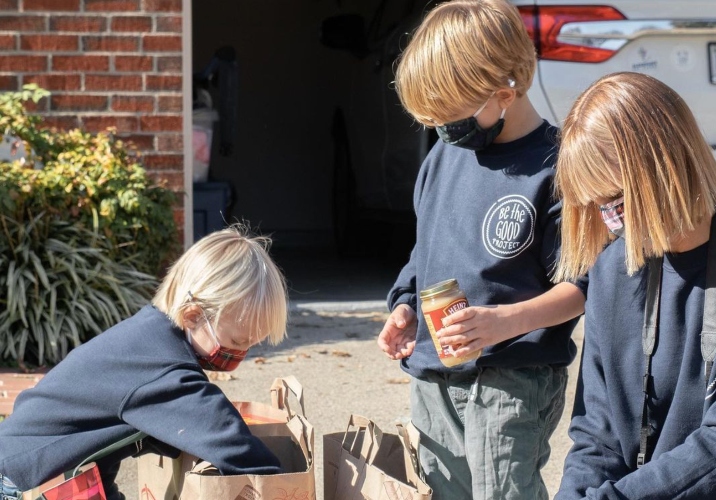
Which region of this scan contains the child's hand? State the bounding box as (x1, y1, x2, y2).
(377, 304, 418, 360)
(436, 305, 516, 358)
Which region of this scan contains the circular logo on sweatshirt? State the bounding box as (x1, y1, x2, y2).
(482, 195, 536, 259)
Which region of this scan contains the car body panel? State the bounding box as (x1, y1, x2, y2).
(515, 1, 716, 146)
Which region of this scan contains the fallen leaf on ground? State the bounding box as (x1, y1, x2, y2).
(316, 349, 328, 355)
(287, 355, 297, 362)
(345, 332, 360, 338)
(254, 357, 267, 364)
(206, 371, 236, 381)
(387, 378, 411, 384)
(332, 350, 351, 357)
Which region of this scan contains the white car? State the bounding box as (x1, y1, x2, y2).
(321, 1, 716, 253)
(514, 0, 716, 148)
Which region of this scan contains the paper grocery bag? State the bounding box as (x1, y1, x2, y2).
(323, 415, 432, 500)
(181, 415, 314, 500)
(137, 376, 315, 500)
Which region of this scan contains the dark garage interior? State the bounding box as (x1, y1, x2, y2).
(191, 0, 438, 301)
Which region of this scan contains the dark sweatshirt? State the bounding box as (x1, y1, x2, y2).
(0, 305, 280, 498)
(557, 238, 716, 499)
(388, 121, 583, 377)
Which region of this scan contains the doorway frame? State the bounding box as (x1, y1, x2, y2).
(182, 0, 194, 250)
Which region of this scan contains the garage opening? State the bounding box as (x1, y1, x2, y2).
(191, 0, 437, 301)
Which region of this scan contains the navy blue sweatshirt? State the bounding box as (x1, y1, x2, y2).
(388, 121, 583, 377)
(557, 238, 716, 499)
(0, 305, 280, 497)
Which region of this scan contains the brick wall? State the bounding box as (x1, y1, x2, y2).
(0, 0, 186, 236)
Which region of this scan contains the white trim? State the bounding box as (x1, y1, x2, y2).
(182, 0, 193, 250)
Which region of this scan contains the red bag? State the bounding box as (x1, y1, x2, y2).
(22, 432, 146, 500)
(22, 464, 106, 500)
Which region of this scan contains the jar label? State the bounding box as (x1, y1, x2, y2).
(424, 298, 468, 360)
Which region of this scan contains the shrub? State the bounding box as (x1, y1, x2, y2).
(0, 85, 181, 367)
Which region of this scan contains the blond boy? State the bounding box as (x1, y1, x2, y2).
(377, 1, 586, 498)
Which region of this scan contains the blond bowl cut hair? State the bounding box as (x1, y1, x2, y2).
(152, 225, 288, 346)
(554, 72, 716, 281)
(394, 0, 536, 126)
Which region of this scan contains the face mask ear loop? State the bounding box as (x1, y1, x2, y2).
(472, 91, 496, 118)
(202, 311, 220, 350)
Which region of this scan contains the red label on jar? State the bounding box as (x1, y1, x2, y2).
(424, 298, 469, 359)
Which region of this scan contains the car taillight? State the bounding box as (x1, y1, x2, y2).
(518, 5, 626, 63)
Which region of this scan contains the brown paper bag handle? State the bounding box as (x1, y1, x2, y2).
(395, 419, 426, 484)
(287, 413, 314, 466)
(270, 376, 306, 418)
(341, 414, 382, 465)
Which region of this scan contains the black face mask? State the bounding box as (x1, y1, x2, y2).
(436, 106, 506, 151)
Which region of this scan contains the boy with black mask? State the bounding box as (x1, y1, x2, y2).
(377, 1, 587, 498)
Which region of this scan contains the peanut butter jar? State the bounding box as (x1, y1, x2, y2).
(420, 279, 482, 367)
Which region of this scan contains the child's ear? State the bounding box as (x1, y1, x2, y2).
(180, 305, 204, 330)
(496, 87, 517, 108)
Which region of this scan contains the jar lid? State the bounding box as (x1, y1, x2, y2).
(419, 279, 459, 299)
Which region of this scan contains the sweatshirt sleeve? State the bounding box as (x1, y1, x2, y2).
(387, 147, 434, 313)
(556, 317, 631, 499)
(120, 364, 282, 475)
(387, 246, 417, 312)
(557, 323, 716, 499)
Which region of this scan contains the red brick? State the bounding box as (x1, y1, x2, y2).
(112, 95, 154, 112)
(142, 0, 180, 12)
(23, 96, 48, 112)
(83, 35, 139, 52)
(0, 75, 18, 90)
(50, 16, 106, 32)
(146, 74, 181, 91)
(0, 16, 46, 31)
(156, 55, 180, 73)
(173, 206, 184, 226)
(82, 115, 138, 133)
(155, 15, 181, 33)
(114, 54, 153, 72)
(0, 55, 46, 72)
(140, 115, 181, 132)
(111, 16, 151, 32)
(20, 34, 78, 51)
(148, 170, 184, 191)
(142, 153, 183, 169)
(85, 0, 139, 11)
(85, 74, 142, 91)
(39, 115, 80, 131)
(52, 55, 109, 71)
(143, 35, 181, 52)
(119, 133, 155, 150)
(157, 133, 182, 151)
(24, 73, 81, 90)
(24, 0, 80, 11)
(51, 94, 108, 111)
(157, 94, 181, 112)
(0, 0, 18, 9)
(0, 34, 15, 50)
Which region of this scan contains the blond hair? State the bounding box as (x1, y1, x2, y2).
(554, 72, 716, 280)
(152, 224, 288, 345)
(394, 0, 535, 126)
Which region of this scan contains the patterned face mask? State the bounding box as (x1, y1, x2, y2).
(599, 196, 625, 238)
(188, 313, 248, 371)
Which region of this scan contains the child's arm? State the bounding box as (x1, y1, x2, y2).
(437, 282, 585, 357)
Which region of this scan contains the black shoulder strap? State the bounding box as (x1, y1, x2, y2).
(638, 256, 662, 468)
